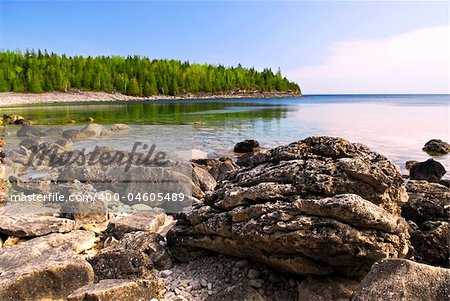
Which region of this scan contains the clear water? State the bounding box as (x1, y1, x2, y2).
(2, 94, 449, 176)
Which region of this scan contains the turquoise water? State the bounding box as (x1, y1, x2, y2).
(2, 94, 449, 175)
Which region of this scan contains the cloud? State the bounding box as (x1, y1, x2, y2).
(286, 26, 449, 94)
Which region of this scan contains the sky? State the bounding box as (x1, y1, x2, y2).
(0, 1, 448, 94)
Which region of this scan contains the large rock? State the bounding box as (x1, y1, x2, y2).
(193, 157, 239, 182)
(16, 125, 46, 138)
(67, 279, 160, 301)
(402, 181, 449, 224)
(422, 139, 450, 155)
(234, 139, 260, 153)
(119, 231, 173, 270)
(402, 180, 450, 267)
(88, 247, 154, 281)
(351, 259, 450, 301)
(0, 231, 95, 300)
(409, 159, 446, 183)
(168, 137, 410, 276)
(0, 213, 75, 237)
(192, 163, 217, 195)
(105, 211, 175, 239)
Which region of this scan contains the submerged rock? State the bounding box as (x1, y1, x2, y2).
(422, 139, 450, 155)
(409, 159, 446, 183)
(168, 137, 410, 276)
(110, 123, 131, 132)
(351, 259, 450, 301)
(67, 279, 160, 301)
(16, 125, 46, 138)
(234, 139, 260, 153)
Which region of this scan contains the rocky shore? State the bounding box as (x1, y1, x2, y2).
(0, 122, 449, 300)
(0, 90, 301, 107)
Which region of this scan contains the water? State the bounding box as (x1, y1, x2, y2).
(2, 94, 449, 176)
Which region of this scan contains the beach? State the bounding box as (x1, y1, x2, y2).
(0, 91, 301, 107)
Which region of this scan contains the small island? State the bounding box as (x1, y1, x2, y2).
(0, 50, 301, 106)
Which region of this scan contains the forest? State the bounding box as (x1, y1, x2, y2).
(0, 50, 301, 96)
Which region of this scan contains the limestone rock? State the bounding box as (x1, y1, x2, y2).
(351, 259, 450, 301)
(67, 279, 160, 301)
(105, 211, 176, 239)
(111, 123, 131, 132)
(192, 163, 217, 193)
(119, 231, 173, 270)
(168, 137, 410, 276)
(16, 125, 46, 138)
(193, 157, 239, 182)
(402, 180, 449, 267)
(0, 231, 95, 300)
(0, 213, 75, 237)
(402, 180, 449, 224)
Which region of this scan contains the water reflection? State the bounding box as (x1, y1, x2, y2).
(2, 95, 448, 176)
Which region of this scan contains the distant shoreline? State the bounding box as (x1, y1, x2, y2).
(0, 90, 302, 107)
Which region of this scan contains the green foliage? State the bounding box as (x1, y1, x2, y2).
(0, 50, 301, 96)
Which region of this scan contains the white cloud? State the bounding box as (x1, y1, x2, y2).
(287, 26, 449, 94)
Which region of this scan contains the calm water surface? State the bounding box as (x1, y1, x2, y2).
(2, 94, 449, 176)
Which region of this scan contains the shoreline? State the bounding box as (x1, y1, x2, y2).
(0, 90, 301, 107)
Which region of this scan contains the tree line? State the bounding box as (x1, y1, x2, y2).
(0, 50, 301, 96)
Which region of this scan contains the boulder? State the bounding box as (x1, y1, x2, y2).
(422, 139, 450, 155)
(193, 157, 239, 182)
(67, 279, 160, 301)
(351, 259, 450, 301)
(192, 163, 217, 193)
(18, 138, 40, 150)
(45, 126, 63, 138)
(402, 181, 449, 224)
(16, 125, 46, 138)
(409, 159, 446, 183)
(408, 221, 449, 267)
(0, 213, 75, 237)
(105, 211, 176, 239)
(88, 247, 154, 281)
(234, 139, 260, 153)
(0, 231, 96, 300)
(168, 137, 410, 276)
(110, 123, 131, 132)
(118, 231, 173, 270)
(402, 180, 450, 267)
(81, 123, 107, 136)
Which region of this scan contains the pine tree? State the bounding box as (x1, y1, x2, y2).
(128, 77, 140, 96)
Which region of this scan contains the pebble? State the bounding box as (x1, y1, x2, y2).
(248, 269, 260, 279)
(249, 279, 264, 289)
(208, 290, 213, 296)
(161, 270, 173, 278)
(201, 279, 208, 287)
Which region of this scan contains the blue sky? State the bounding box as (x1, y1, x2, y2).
(0, 1, 448, 94)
